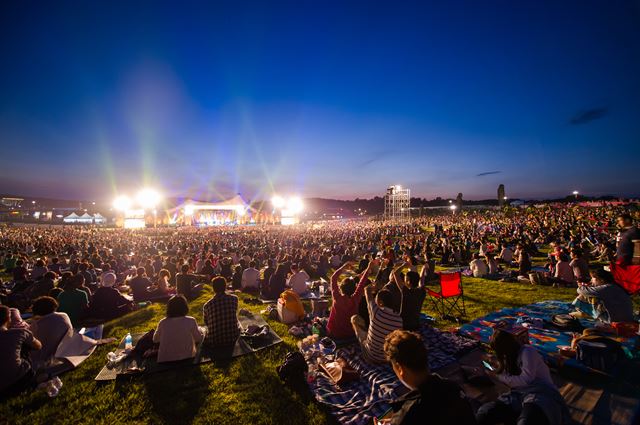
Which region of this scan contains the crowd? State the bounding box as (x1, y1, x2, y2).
(1, 205, 638, 424)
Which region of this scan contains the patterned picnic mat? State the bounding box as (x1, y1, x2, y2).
(308, 325, 478, 425)
(458, 301, 639, 372)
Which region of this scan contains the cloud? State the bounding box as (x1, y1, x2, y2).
(569, 107, 608, 125)
(476, 171, 501, 177)
(357, 150, 398, 167)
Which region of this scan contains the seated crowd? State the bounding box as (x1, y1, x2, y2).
(0, 207, 638, 423)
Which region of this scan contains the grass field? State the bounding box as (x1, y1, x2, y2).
(0, 275, 583, 425)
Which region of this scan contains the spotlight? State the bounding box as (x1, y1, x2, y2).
(184, 204, 195, 216)
(236, 205, 246, 216)
(136, 188, 162, 209)
(271, 196, 285, 209)
(450, 205, 457, 210)
(113, 195, 132, 212)
(287, 197, 304, 214)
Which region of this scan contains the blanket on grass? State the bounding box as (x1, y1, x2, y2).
(458, 301, 639, 374)
(95, 312, 281, 381)
(308, 325, 478, 425)
(41, 325, 103, 376)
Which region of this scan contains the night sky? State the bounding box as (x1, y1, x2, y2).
(1, 1, 639, 201)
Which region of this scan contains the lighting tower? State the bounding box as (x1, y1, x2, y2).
(384, 185, 410, 221)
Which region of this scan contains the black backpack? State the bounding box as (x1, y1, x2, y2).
(277, 351, 308, 383)
(575, 336, 625, 373)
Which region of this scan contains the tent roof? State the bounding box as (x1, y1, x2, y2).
(64, 213, 80, 218)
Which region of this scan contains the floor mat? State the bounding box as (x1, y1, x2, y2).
(307, 325, 478, 425)
(95, 313, 281, 381)
(458, 300, 639, 374)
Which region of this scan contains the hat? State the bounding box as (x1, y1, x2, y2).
(101, 272, 116, 288)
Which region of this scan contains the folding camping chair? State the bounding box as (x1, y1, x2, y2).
(610, 263, 640, 295)
(427, 271, 466, 318)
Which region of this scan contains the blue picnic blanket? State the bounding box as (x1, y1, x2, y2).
(308, 325, 478, 425)
(458, 301, 638, 372)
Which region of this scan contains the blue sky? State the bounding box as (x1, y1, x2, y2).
(1, 0, 639, 201)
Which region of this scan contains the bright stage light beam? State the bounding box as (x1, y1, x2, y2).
(271, 195, 285, 209)
(113, 195, 132, 212)
(287, 197, 304, 214)
(137, 188, 162, 209)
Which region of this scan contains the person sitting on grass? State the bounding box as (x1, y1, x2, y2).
(147, 269, 173, 300)
(469, 253, 489, 278)
(241, 261, 260, 293)
(569, 248, 590, 284)
(29, 296, 73, 369)
(327, 260, 376, 340)
(0, 305, 42, 398)
(153, 295, 204, 363)
(56, 274, 89, 326)
(203, 277, 241, 349)
(263, 264, 288, 300)
(476, 328, 570, 425)
(381, 330, 476, 425)
(552, 253, 575, 286)
(572, 269, 634, 323)
(387, 259, 427, 331)
(128, 267, 153, 302)
(287, 263, 310, 295)
(351, 285, 402, 364)
(89, 272, 134, 321)
(175, 264, 205, 300)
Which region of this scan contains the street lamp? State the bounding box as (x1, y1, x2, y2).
(572, 190, 579, 200)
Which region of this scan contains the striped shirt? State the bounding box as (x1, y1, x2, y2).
(363, 303, 403, 363)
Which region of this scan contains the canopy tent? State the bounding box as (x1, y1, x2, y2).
(63, 212, 105, 224)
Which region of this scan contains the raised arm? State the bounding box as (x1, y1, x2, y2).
(330, 261, 352, 294)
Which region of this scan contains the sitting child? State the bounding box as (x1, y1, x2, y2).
(573, 269, 634, 323)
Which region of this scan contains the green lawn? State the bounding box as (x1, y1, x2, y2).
(0, 277, 584, 425)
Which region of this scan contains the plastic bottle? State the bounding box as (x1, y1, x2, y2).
(125, 332, 133, 350)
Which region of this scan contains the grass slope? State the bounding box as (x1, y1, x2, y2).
(1, 271, 592, 425)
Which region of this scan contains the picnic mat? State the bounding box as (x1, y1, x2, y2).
(458, 301, 639, 374)
(42, 325, 103, 376)
(95, 312, 282, 381)
(307, 325, 478, 425)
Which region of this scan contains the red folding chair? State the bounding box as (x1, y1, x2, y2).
(610, 262, 640, 295)
(427, 271, 466, 318)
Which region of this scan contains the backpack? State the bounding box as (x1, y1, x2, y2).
(277, 351, 308, 383)
(575, 335, 625, 373)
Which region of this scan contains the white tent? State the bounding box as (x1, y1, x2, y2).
(63, 213, 81, 223)
(93, 213, 106, 224)
(63, 212, 95, 224)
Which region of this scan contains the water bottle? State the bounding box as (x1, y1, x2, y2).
(125, 332, 133, 351)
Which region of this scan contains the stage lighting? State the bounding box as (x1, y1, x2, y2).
(450, 205, 457, 210)
(236, 205, 246, 216)
(136, 188, 161, 209)
(287, 197, 304, 214)
(113, 195, 132, 212)
(184, 204, 195, 216)
(271, 196, 285, 209)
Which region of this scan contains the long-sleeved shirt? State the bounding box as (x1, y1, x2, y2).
(616, 226, 640, 265)
(577, 283, 634, 323)
(498, 345, 553, 389)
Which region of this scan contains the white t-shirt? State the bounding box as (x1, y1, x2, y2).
(469, 259, 489, 277)
(288, 271, 310, 295)
(241, 267, 260, 289)
(153, 316, 204, 363)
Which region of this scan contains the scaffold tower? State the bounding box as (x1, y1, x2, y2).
(384, 185, 410, 221)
